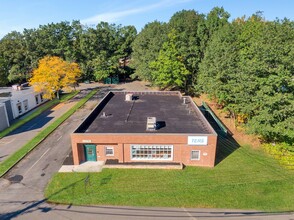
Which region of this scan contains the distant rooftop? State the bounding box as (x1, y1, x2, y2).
(76, 91, 215, 134)
(0, 86, 35, 100)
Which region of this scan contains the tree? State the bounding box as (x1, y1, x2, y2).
(0, 31, 28, 84)
(244, 18, 294, 143)
(90, 51, 119, 81)
(131, 21, 168, 81)
(117, 25, 137, 58)
(29, 56, 81, 99)
(198, 21, 242, 104)
(0, 57, 9, 86)
(116, 25, 137, 80)
(206, 7, 230, 39)
(199, 13, 294, 144)
(150, 30, 189, 90)
(168, 10, 206, 93)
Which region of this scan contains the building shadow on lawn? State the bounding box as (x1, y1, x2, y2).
(201, 106, 240, 166)
(215, 134, 240, 166)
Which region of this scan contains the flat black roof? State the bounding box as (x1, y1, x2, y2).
(76, 91, 215, 134)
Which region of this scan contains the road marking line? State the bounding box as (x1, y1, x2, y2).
(57, 136, 62, 141)
(26, 122, 38, 131)
(0, 138, 15, 144)
(24, 148, 51, 176)
(183, 207, 198, 220)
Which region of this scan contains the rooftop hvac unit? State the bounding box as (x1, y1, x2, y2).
(146, 117, 157, 131)
(125, 93, 133, 101)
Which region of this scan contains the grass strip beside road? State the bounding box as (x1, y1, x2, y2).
(0, 89, 97, 177)
(0, 91, 79, 139)
(46, 142, 294, 211)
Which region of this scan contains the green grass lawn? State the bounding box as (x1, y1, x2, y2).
(45, 137, 294, 211)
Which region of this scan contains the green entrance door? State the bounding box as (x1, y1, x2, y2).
(84, 144, 97, 161)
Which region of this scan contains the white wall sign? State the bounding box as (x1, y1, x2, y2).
(82, 140, 92, 143)
(188, 136, 208, 146)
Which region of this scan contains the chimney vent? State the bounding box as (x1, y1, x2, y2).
(125, 93, 133, 101)
(146, 117, 157, 131)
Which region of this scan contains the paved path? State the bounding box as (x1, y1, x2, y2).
(0, 81, 293, 220)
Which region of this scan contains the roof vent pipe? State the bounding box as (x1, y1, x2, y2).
(125, 93, 133, 101)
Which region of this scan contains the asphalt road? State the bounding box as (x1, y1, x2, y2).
(0, 82, 293, 220)
(0, 96, 76, 163)
(0, 88, 107, 219)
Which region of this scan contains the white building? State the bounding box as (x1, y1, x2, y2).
(0, 85, 47, 131)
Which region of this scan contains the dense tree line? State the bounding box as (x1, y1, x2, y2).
(0, 7, 293, 145)
(0, 21, 136, 85)
(197, 15, 294, 144)
(131, 8, 293, 145)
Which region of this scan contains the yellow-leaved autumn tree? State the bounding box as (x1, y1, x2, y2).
(29, 56, 81, 99)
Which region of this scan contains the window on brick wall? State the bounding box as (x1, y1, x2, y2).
(191, 150, 200, 160)
(105, 147, 114, 156)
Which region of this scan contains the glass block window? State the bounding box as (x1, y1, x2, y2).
(131, 145, 173, 160)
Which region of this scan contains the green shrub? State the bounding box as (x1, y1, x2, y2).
(263, 143, 294, 170)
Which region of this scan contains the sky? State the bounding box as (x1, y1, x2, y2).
(0, 0, 294, 39)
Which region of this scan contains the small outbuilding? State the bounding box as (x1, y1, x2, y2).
(71, 91, 218, 168)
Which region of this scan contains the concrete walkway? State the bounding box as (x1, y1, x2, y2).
(59, 161, 104, 172)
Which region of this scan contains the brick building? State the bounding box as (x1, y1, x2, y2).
(71, 91, 218, 167)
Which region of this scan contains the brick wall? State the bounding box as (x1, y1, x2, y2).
(71, 133, 217, 167)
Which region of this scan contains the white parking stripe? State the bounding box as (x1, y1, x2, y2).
(24, 148, 51, 176)
(57, 136, 62, 141)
